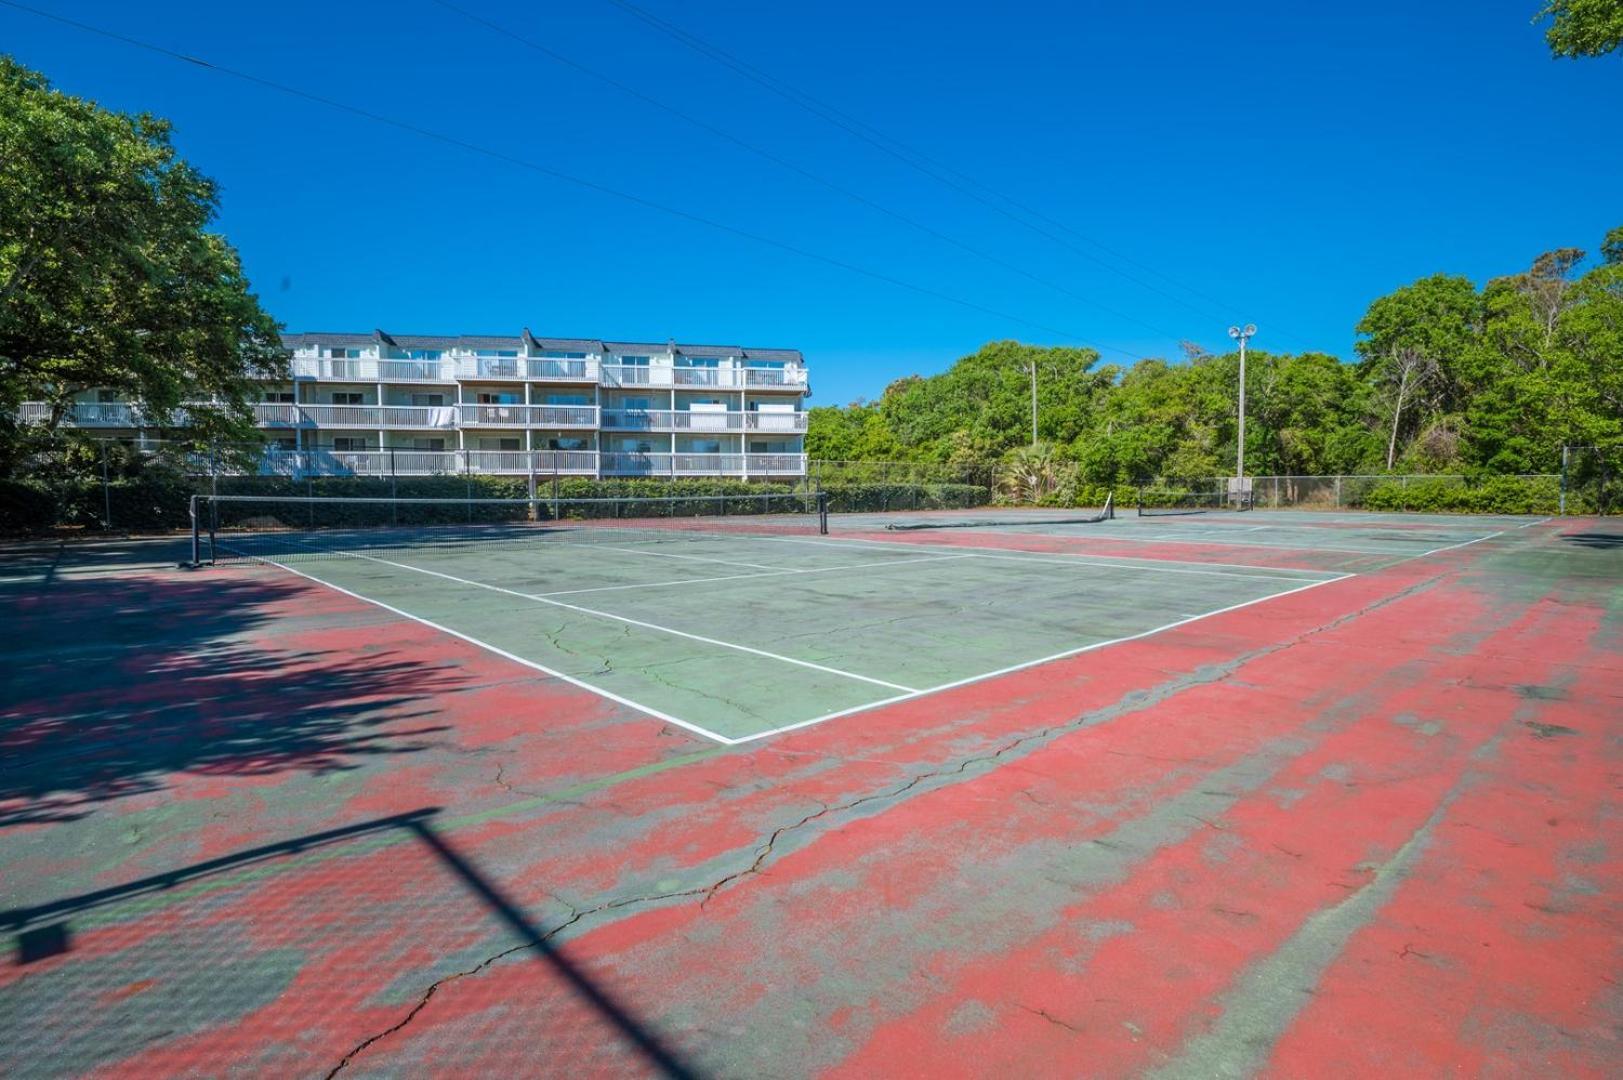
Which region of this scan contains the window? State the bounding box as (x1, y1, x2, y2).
(539, 351, 587, 360)
(263, 391, 295, 403)
(547, 437, 590, 451)
(96, 389, 120, 403)
(410, 394, 445, 407)
(408, 349, 442, 361)
(411, 438, 447, 451)
(545, 394, 589, 406)
(686, 440, 723, 454)
(330, 392, 364, 405)
(476, 349, 519, 358)
(328, 347, 360, 359)
(617, 355, 650, 365)
(751, 440, 793, 453)
(479, 437, 521, 451)
(271, 437, 296, 451)
(618, 397, 650, 411)
(332, 437, 368, 452)
(677, 356, 721, 368)
(476, 392, 520, 405)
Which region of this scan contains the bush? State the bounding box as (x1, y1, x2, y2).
(821, 483, 989, 513)
(0, 480, 58, 532)
(1362, 475, 1561, 514)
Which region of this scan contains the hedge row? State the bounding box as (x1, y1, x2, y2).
(1360, 475, 1572, 514)
(822, 483, 991, 514)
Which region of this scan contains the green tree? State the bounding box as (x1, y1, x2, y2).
(0, 55, 284, 466)
(1354, 274, 1480, 469)
(1535, 0, 1623, 57)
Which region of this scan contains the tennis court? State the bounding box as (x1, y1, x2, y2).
(4, 499, 1616, 1078)
(197, 495, 1344, 743)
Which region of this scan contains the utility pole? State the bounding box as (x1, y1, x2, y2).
(1028, 360, 1038, 446)
(1227, 324, 1257, 482)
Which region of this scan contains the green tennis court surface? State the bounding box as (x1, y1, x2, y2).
(258, 533, 1341, 743)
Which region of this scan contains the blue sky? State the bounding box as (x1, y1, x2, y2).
(4, 0, 1618, 405)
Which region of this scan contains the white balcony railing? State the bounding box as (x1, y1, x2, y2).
(600, 409, 806, 432)
(458, 404, 598, 428)
(16, 402, 138, 427)
(260, 449, 603, 477)
(292, 404, 460, 429)
(17, 401, 199, 427)
(600, 364, 807, 390)
(600, 452, 808, 477)
(291, 357, 459, 382)
(456, 357, 599, 381)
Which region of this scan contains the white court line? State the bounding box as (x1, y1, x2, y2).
(590, 543, 781, 572)
(1516, 517, 1552, 529)
(537, 552, 978, 598)
(344, 550, 920, 693)
(761, 533, 1346, 580)
(257, 556, 736, 745)
(954, 550, 1328, 584)
(1415, 530, 1507, 557)
(724, 572, 1355, 745)
(1101, 529, 1432, 556)
(254, 543, 1354, 747)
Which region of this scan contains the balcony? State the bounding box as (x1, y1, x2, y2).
(455, 357, 599, 382)
(600, 452, 807, 477)
(600, 409, 807, 433)
(459, 404, 598, 428)
(16, 402, 141, 427)
(260, 449, 601, 477)
(600, 364, 807, 390)
(261, 404, 460, 429)
(291, 357, 457, 383)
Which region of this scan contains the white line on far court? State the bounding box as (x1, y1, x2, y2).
(759, 533, 1345, 581)
(723, 571, 1355, 745)
(344, 551, 920, 694)
(590, 543, 782, 572)
(537, 552, 977, 598)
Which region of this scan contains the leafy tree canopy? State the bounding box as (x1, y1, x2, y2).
(0, 55, 284, 462)
(1535, 0, 1623, 57)
(811, 228, 1621, 483)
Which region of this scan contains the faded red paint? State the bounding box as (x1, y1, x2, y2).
(1, 519, 1616, 1077)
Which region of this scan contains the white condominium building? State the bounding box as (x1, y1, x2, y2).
(23, 329, 812, 480)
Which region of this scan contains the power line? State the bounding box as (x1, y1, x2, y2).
(601, 0, 1319, 352)
(430, 0, 1190, 343)
(0, 0, 1152, 362)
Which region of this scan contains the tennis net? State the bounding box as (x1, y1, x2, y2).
(882, 493, 1113, 531)
(189, 492, 827, 565)
(1137, 488, 1252, 517)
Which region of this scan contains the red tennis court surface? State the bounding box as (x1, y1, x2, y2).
(1, 515, 1619, 1077)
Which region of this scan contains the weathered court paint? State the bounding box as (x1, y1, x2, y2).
(0, 515, 1616, 1077)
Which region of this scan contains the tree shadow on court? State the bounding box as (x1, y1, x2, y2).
(1561, 531, 1623, 549)
(0, 567, 462, 829)
(2, 808, 699, 1078)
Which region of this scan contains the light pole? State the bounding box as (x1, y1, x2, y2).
(1227, 324, 1256, 483)
(1027, 360, 1038, 446)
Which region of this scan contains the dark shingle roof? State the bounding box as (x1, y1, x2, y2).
(742, 347, 803, 363)
(389, 334, 461, 349)
(602, 341, 670, 355)
(675, 343, 742, 358)
(281, 331, 377, 348)
(531, 336, 604, 353)
(280, 331, 801, 363)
